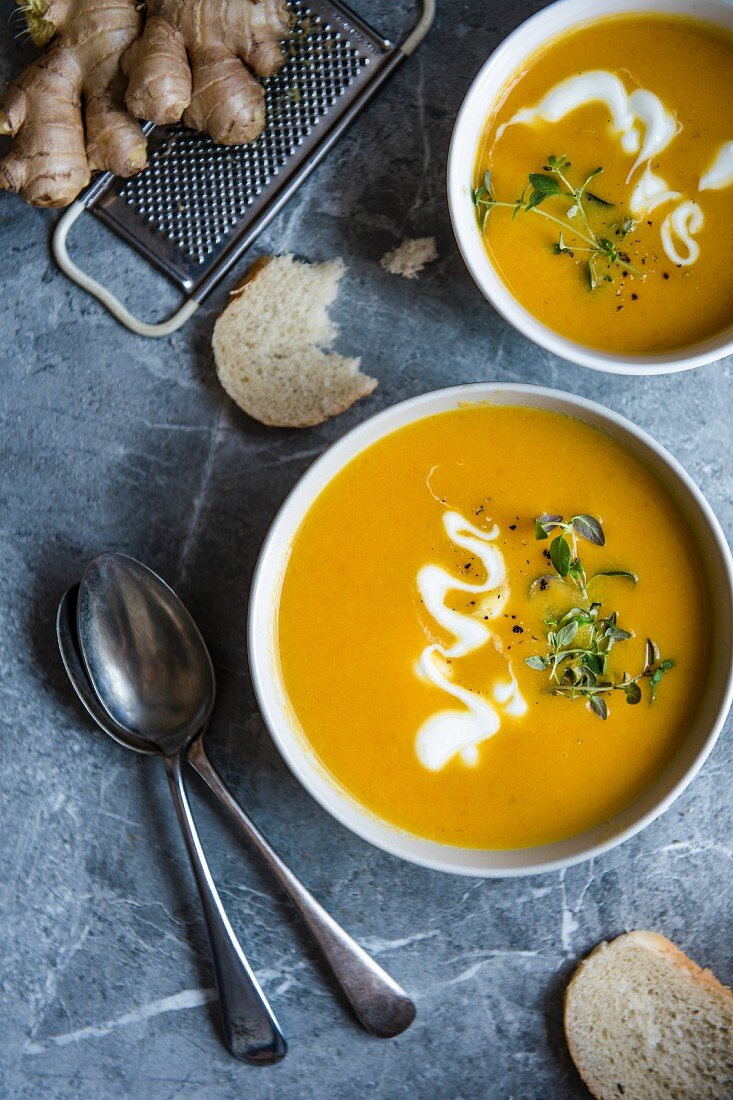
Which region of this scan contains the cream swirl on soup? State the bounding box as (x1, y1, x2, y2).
(700, 142, 733, 192)
(496, 71, 677, 179)
(414, 510, 526, 773)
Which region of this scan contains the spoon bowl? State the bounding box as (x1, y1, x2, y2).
(77, 552, 214, 754)
(57, 586, 154, 755)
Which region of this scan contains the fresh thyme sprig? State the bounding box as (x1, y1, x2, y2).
(525, 513, 674, 718)
(530, 513, 637, 600)
(472, 154, 644, 290)
(525, 607, 674, 720)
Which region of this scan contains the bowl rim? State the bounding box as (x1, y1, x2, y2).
(248, 382, 733, 876)
(446, 0, 733, 375)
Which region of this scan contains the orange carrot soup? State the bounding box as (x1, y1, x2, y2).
(473, 15, 733, 353)
(276, 405, 710, 849)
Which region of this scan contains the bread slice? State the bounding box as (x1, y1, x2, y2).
(379, 237, 437, 279)
(565, 931, 733, 1099)
(212, 254, 377, 428)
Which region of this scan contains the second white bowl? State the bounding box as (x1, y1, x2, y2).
(447, 0, 733, 374)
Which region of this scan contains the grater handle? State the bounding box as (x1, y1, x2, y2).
(53, 202, 199, 338)
(402, 0, 435, 54)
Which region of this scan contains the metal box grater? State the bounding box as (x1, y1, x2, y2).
(52, 0, 434, 337)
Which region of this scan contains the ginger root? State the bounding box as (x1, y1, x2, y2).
(124, 0, 292, 145)
(0, 0, 147, 207)
(0, 0, 291, 207)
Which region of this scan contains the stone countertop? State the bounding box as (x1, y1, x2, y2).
(1, 2, 731, 1097)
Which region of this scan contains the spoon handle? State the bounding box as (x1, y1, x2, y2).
(163, 751, 287, 1064)
(188, 737, 416, 1038)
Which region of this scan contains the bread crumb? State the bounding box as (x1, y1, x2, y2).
(380, 237, 438, 280)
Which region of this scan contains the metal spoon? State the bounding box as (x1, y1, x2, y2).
(67, 569, 286, 1065)
(60, 553, 416, 1039)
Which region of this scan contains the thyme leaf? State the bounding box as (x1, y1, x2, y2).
(572, 514, 605, 546)
(550, 534, 572, 577)
(534, 513, 564, 540)
(554, 231, 574, 256)
(590, 568, 638, 584)
(586, 191, 614, 207)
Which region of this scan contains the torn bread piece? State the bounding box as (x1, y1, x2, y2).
(212, 254, 377, 428)
(380, 237, 438, 279)
(565, 930, 733, 1100)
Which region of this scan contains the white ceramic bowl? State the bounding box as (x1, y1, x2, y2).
(447, 0, 733, 374)
(249, 383, 733, 876)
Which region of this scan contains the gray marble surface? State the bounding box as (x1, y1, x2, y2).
(1, 1, 731, 1097)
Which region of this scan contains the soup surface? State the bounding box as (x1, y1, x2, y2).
(474, 15, 733, 353)
(277, 405, 708, 849)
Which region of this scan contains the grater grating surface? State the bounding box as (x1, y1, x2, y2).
(115, 4, 368, 269)
(93, 0, 395, 294)
(53, 0, 433, 335)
